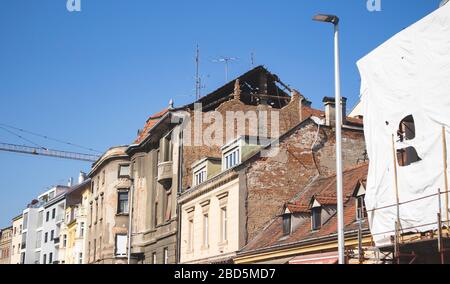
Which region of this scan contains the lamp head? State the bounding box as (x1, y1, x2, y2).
(313, 14, 339, 25)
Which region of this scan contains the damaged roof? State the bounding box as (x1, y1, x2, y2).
(134, 109, 168, 144)
(184, 65, 292, 111)
(240, 163, 369, 254)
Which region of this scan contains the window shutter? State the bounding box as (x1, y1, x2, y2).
(115, 235, 128, 256)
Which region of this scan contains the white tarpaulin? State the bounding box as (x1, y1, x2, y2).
(357, 4, 450, 246)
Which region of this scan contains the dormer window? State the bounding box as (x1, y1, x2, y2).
(194, 167, 207, 186)
(224, 147, 240, 170)
(282, 214, 292, 236)
(354, 181, 368, 221)
(191, 157, 221, 187)
(311, 207, 322, 231)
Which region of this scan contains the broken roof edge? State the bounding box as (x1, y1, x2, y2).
(183, 65, 293, 110)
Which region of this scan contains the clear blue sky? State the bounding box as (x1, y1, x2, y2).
(0, 0, 441, 227)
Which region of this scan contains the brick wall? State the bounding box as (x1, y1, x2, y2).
(244, 121, 366, 242)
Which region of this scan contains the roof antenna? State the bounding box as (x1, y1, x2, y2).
(195, 45, 201, 100)
(213, 56, 237, 82)
(251, 51, 255, 66)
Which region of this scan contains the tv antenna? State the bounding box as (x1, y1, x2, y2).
(195, 45, 201, 100)
(213, 56, 237, 82)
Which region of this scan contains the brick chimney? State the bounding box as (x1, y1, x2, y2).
(322, 97, 347, 127)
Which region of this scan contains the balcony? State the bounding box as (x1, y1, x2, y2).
(157, 161, 173, 188)
(56, 214, 64, 224)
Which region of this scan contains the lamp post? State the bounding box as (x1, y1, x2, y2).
(313, 14, 345, 264)
(127, 179, 134, 264)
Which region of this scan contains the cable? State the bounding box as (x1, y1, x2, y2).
(0, 122, 101, 153)
(0, 126, 47, 150)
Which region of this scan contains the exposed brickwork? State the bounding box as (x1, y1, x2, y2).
(243, 121, 366, 242)
(182, 94, 304, 190)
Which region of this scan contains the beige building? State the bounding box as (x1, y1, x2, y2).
(10, 215, 23, 264)
(0, 226, 13, 264)
(59, 175, 91, 264)
(87, 146, 132, 264)
(178, 97, 367, 263)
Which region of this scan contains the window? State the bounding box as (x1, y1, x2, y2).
(102, 170, 106, 185)
(88, 242, 91, 263)
(164, 248, 169, 264)
(49, 253, 53, 264)
(221, 207, 228, 242)
(161, 134, 173, 162)
(93, 239, 97, 261)
(312, 207, 322, 231)
(194, 167, 207, 186)
(63, 234, 67, 248)
(154, 202, 159, 227)
(52, 208, 56, 219)
(100, 196, 104, 221)
(224, 148, 240, 170)
(80, 222, 85, 237)
(44, 232, 48, 243)
(115, 235, 127, 257)
(19, 224, 22, 234)
(118, 164, 131, 178)
(356, 196, 368, 221)
(89, 204, 93, 226)
(46, 211, 50, 222)
(17, 244, 20, 254)
(99, 236, 102, 260)
(152, 252, 157, 264)
(23, 213, 28, 229)
(117, 190, 129, 214)
(282, 214, 292, 236)
(95, 200, 98, 223)
(43, 254, 47, 265)
(36, 231, 42, 248)
(14, 227, 16, 236)
(34, 251, 40, 264)
(165, 191, 172, 221)
(50, 230, 54, 241)
(396, 115, 422, 167)
(78, 253, 83, 264)
(12, 245, 15, 255)
(203, 214, 209, 247)
(37, 211, 43, 227)
(188, 219, 194, 252)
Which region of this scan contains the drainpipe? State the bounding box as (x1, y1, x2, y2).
(176, 125, 184, 264)
(127, 178, 134, 264)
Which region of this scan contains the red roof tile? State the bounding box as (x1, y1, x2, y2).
(134, 109, 168, 144)
(242, 163, 369, 253)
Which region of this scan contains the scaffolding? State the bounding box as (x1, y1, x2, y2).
(347, 126, 450, 264)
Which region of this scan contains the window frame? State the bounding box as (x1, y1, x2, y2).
(311, 207, 322, 231)
(117, 189, 130, 215)
(118, 164, 131, 179)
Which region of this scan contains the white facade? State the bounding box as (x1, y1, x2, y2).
(20, 186, 69, 264)
(42, 195, 66, 264)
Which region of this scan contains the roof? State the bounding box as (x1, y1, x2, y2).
(134, 109, 168, 144)
(183, 65, 291, 111)
(241, 163, 369, 253)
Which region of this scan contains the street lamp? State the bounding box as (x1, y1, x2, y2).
(313, 14, 345, 265)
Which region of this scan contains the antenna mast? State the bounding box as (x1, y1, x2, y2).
(213, 57, 237, 82)
(195, 45, 201, 100)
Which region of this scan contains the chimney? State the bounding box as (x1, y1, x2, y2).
(323, 97, 347, 127)
(68, 177, 74, 187)
(78, 171, 87, 184)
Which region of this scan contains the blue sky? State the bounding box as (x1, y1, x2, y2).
(0, 0, 441, 227)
